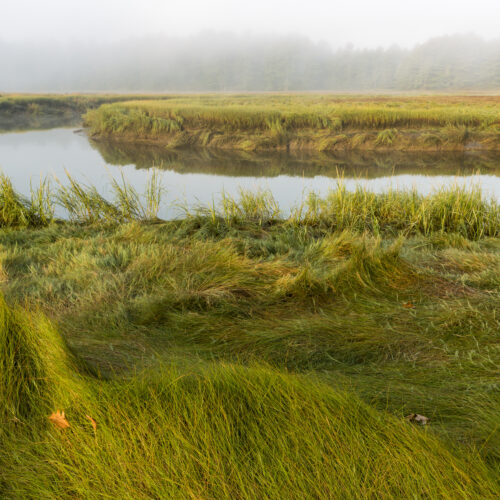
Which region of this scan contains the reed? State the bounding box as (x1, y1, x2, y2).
(0, 173, 497, 239)
(293, 183, 499, 239)
(0, 174, 56, 227)
(55, 172, 121, 224)
(185, 183, 498, 239)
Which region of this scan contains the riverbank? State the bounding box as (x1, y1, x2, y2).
(0, 94, 173, 132)
(0, 178, 499, 497)
(84, 95, 500, 151)
(0, 173, 497, 237)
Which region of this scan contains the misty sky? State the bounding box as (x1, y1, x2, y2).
(2, 0, 500, 48)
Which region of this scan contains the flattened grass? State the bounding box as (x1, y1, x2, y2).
(0, 175, 499, 497)
(0, 298, 498, 499)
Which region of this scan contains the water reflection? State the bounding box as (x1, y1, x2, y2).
(90, 138, 500, 179)
(0, 128, 499, 219)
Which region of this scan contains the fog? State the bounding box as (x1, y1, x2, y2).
(3, 0, 500, 49)
(1, 0, 500, 92)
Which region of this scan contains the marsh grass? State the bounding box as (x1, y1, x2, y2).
(83, 95, 500, 151)
(293, 182, 499, 239)
(85, 96, 500, 132)
(184, 182, 498, 240)
(0, 168, 499, 497)
(0, 94, 180, 133)
(0, 297, 499, 499)
(0, 296, 76, 421)
(0, 172, 497, 240)
(375, 128, 398, 146)
(56, 173, 122, 224)
(0, 170, 165, 227)
(0, 174, 30, 227)
(29, 177, 54, 225)
(0, 174, 55, 227)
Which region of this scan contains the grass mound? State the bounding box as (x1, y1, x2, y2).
(0, 298, 498, 499)
(0, 295, 77, 420)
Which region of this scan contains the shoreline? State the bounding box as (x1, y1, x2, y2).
(88, 127, 500, 152)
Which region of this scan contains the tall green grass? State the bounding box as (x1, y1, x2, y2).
(0, 295, 76, 421)
(0, 174, 54, 227)
(187, 184, 499, 239)
(0, 297, 498, 499)
(0, 181, 499, 497)
(0, 171, 164, 226)
(0, 173, 497, 239)
(293, 183, 499, 239)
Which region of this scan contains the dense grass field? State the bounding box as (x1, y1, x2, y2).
(0, 174, 499, 498)
(84, 94, 500, 151)
(3, 93, 500, 151)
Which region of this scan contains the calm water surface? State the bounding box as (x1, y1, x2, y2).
(1, 128, 499, 218)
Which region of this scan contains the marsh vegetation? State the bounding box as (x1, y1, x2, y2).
(0, 172, 499, 497)
(0, 94, 172, 132)
(1, 93, 499, 498)
(85, 95, 500, 152)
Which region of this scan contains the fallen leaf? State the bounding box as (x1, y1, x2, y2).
(403, 301, 415, 309)
(49, 410, 70, 429)
(405, 413, 430, 425)
(85, 415, 97, 431)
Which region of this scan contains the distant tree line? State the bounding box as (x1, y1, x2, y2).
(1, 33, 499, 92)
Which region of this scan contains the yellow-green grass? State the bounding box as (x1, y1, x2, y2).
(84, 94, 500, 151)
(0, 172, 498, 239)
(0, 94, 175, 113)
(0, 175, 499, 497)
(1, 296, 499, 498)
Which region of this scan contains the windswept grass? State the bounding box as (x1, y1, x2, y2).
(84, 95, 500, 151)
(0, 174, 55, 227)
(0, 298, 498, 499)
(0, 296, 76, 421)
(0, 169, 498, 497)
(0, 171, 164, 226)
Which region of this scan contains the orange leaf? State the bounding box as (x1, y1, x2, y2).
(85, 414, 97, 431)
(49, 410, 70, 429)
(403, 301, 415, 309)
